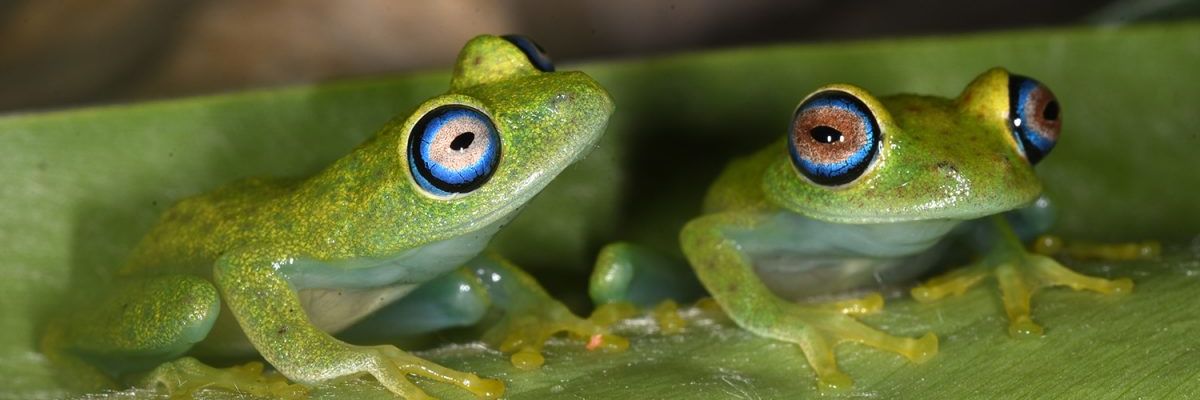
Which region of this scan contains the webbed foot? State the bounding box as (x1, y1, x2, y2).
(487, 302, 636, 370)
(353, 345, 504, 399)
(140, 357, 308, 399)
(760, 301, 937, 391)
(912, 217, 1133, 337)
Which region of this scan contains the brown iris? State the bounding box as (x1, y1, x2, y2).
(1008, 74, 1061, 164)
(1021, 85, 1061, 143)
(788, 91, 880, 186)
(792, 107, 870, 165)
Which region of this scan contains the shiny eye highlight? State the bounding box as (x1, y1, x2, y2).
(407, 105, 501, 197)
(501, 34, 555, 72)
(788, 91, 881, 186)
(1008, 75, 1061, 164)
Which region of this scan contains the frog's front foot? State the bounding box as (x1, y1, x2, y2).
(140, 357, 308, 400)
(352, 345, 504, 399)
(912, 220, 1133, 338)
(486, 302, 636, 370)
(753, 301, 937, 391)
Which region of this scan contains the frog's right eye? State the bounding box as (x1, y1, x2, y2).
(501, 34, 555, 72)
(407, 105, 501, 197)
(788, 91, 881, 186)
(1007, 74, 1060, 164)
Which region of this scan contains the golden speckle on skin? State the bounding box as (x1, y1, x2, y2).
(760, 69, 1043, 224)
(63, 34, 612, 400)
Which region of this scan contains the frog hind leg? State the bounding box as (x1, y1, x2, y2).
(41, 275, 219, 392)
(469, 253, 636, 371)
(912, 216, 1133, 338)
(682, 214, 938, 391)
(339, 268, 491, 343)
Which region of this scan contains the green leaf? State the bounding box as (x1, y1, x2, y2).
(1, 22, 1197, 399)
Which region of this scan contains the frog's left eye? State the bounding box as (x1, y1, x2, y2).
(501, 34, 555, 72)
(407, 105, 501, 197)
(1008, 75, 1061, 164)
(788, 91, 881, 186)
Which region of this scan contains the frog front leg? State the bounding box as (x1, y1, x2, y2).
(466, 253, 634, 370)
(912, 216, 1133, 337)
(681, 213, 937, 390)
(213, 248, 503, 399)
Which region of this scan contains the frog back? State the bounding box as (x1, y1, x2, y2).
(118, 176, 299, 277)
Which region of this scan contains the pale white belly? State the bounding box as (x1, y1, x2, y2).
(298, 282, 418, 333)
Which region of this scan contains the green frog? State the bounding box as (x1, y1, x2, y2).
(591, 68, 1148, 390)
(41, 34, 618, 399)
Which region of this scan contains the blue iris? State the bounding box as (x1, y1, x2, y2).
(407, 106, 500, 196)
(1008, 75, 1059, 164)
(788, 92, 880, 186)
(501, 34, 555, 72)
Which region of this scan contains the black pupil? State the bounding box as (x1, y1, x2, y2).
(1042, 100, 1060, 121)
(810, 126, 843, 144)
(450, 132, 475, 151)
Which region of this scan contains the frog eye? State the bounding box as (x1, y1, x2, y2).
(407, 105, 501, 197)
(501, 34, 555, 72)
(1008, 75, 1060, 164)
(788, 90, 882, 186)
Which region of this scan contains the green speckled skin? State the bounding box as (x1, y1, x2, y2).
(672, 68, 1133, 390)
(709, 69, 1041, 221)
(42, 35, 613, 399)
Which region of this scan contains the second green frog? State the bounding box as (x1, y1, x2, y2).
(592, 68, 1142, 390)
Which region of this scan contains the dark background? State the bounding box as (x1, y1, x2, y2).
(2, 0, 1197, 113)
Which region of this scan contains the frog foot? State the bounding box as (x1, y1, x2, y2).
(488, 302, 636, 370)
(356, 345, 504, 399)
(1033, 234, 1161, 261)
(651, 300, 686, 335)
(766, 304, 937, 391)
(823, 292, 885, 316)
(139, 357, 308, 400)
(912, 251, 1132, 338)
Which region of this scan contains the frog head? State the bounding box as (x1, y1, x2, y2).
(764, 68, 1061, 224)
(375, 35, 613, 244)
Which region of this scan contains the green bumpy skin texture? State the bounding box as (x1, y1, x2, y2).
(41, 34, 614, 399)
(594, 68, 1137, 391)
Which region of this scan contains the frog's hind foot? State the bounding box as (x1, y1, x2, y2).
(1033, 235, 1161, 261)
(139, 357, 308, 400)
(487, 302, 636, 370)
(770, 305, 937, 391)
